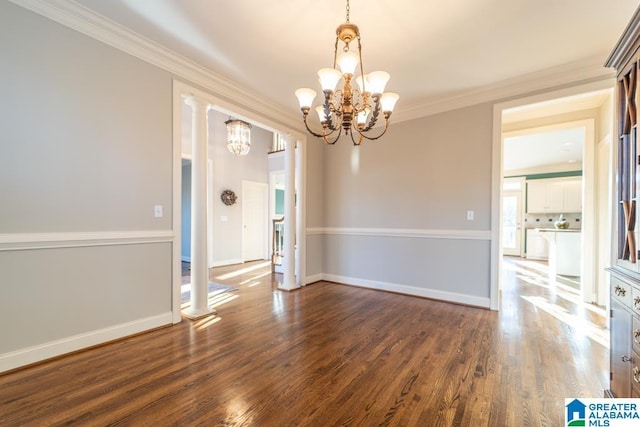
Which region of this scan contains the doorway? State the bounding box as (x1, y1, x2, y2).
(492, 81, 614, 310)
(242, 180, 269, 262)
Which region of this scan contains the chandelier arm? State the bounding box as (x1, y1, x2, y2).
(353, 114, 391, 141)
(348, 129, 364, 146)
(322, 93, 339, 131)
(302, 112, 332, 138)
(333, 35, 340, 69)
(322, 126, 343, 145)
(361, 94, 382, 132)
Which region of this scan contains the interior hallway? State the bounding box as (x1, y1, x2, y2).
(0, 259, 608, 425)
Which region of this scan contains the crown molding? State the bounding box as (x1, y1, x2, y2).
(605, 5, 640, 70)
(9, 0, 302, 133)
(9, 0, 619, 127)
(393, 56, 616, 124)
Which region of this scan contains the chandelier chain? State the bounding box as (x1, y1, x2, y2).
(345, 0, 350, 23)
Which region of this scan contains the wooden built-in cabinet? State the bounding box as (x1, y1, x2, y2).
(606, 5, 640, 398)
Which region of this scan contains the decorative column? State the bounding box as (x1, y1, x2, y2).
(279, 134, 298, 291)
(183, 96, 216, 319)
(295, 139, 306, 286)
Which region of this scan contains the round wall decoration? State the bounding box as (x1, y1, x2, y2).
(220, 189, 237, 206)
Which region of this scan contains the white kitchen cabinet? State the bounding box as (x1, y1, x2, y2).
(526, 229, 548, 260)
(563, 179, 583, 212)
(539, 230, 581, 277)
(526, 177, 582, 213)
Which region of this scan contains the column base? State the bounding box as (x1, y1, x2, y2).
(277, 284, 301, 292)
(182, 307, 217, 320)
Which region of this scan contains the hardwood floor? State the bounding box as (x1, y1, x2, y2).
(0, 257, 608, 426)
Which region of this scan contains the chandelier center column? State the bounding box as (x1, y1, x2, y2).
(183, 95, 216, 319)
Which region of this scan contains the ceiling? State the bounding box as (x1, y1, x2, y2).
(504, 126, 586, 172)
(71, 0, 638, 120)
(502, 88, 612, 172)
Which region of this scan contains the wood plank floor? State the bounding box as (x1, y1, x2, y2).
(0, 257, 608, 426)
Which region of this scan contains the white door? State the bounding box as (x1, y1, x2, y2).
(503, 191, 523, 256)
(242, 180, 268, 262)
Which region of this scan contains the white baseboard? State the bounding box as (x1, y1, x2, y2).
(0, 312, 172, 373)
(322, 274, 491, 308)
(305, 273, 323, 285)
(210, 259, 244, 268)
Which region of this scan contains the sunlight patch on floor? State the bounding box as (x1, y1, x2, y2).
(505, 257, 608, 348)
(195, 315, 221, 330)
(209, 293, 238, 308)
(180, 290, 238, 310)
(237, 270, 272, 286)
(520, 295, 609, 348)
(215, 261, 271, 280)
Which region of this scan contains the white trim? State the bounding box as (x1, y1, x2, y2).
(172, 82, 184, 325)
(307, 227, 491, 240)
(9, 0, 301, 132)
(0, 312, 172, 373)
(306, 227, 325, 235)
(322, 274, 491, 308)
(305, 273, 323, 284)
(394, 57, 615, 124)
(0, 230, 173, 251)
(295, 140, 307, 286)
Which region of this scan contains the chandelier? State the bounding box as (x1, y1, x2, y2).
(225, 119, 251, 156)
(295, 0, 399, 146)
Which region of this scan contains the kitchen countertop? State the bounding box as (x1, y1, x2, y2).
(535, 228, 581, 233)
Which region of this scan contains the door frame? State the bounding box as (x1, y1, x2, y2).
(491, 79, 615, 310)
(502, 177, 525, 257)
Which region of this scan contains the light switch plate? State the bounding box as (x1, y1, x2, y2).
(467, 210, 474, 221)
(154, 205, 163, 218)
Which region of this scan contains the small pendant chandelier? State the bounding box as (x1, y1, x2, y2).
(225, 119, 251, 156)
(295, 0, 399, 146)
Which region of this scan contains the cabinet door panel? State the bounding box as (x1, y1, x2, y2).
(563, 179, 582, 213)
(525, 229, 549, 260)
(546, 180, 565, 211)
(526, 181, 547, 213)
(611, 298, 632, 397)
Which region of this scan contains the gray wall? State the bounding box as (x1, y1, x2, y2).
(0, 3, 173, 360)
(0, 3, 171, 233)
(305, 139, 325, 279)
(321, 104, 493, 303)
